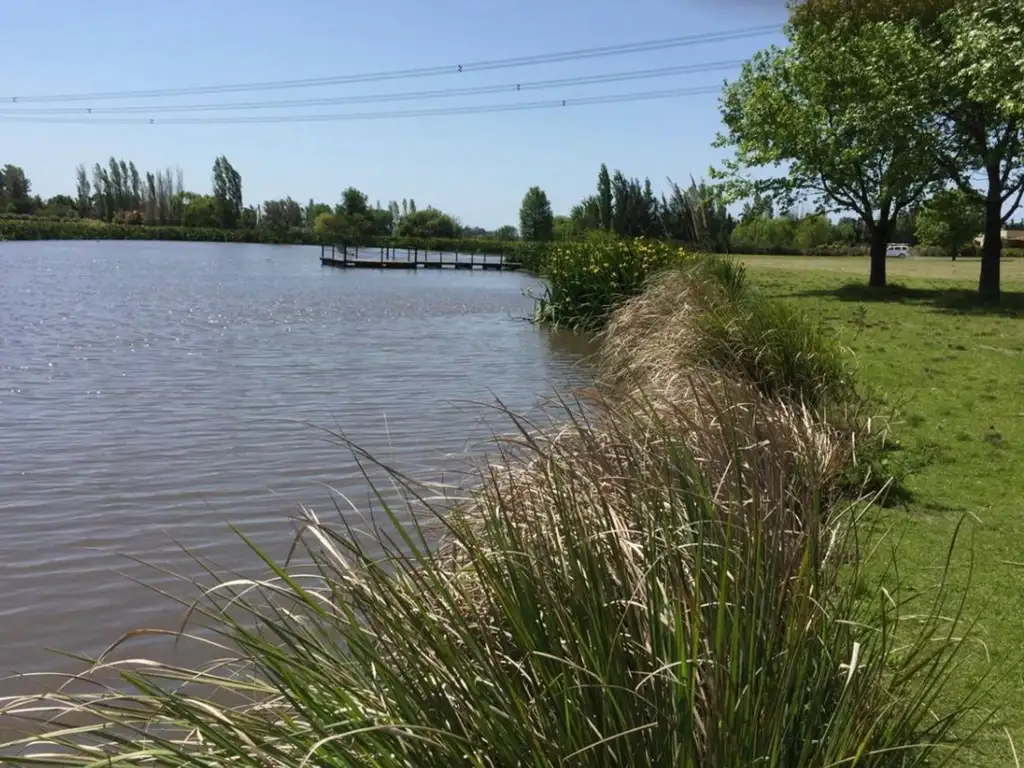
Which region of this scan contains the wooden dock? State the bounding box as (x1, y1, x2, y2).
(319, 244, 521, 272)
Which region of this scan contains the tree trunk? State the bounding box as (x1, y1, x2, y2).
(979, 165, 1002, 301)
(868, 225, 888, 288)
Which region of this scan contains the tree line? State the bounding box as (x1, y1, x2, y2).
(715, 0, 1024, 299)
(0, 158, 505, 242)
(515, 164, 736, 251)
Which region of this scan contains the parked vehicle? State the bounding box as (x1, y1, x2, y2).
(885, 243, 910, 258)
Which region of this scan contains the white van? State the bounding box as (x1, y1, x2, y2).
(885, 243, 910, 258)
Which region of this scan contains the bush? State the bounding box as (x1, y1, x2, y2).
(533, 237, 691, 330)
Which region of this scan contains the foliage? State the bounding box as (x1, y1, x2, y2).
(0, 164, 34, 214)
(916, 189, 986, 259)
(211, 156, 243, 229)
(396, 207, 460, 239)
(0, 217, 315, 244)
(794, 0, 1024, 299)
(518, 185, 554, 242)
(659, 177, 735, 251)
(794, 213, 835, 250)
(179, 192, 219, 229)
(260, 197, 304, 234)
(715, 13, 944, 287)
(0, 218, 554, 271)
(533, 237, 691, 330)
(597, 163, 613, 231)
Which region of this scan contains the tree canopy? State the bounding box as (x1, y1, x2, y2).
(714, 14, 943, 286)
(519, 187, 554, 242)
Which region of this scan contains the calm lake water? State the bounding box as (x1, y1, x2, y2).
(0, 240, 594, 688)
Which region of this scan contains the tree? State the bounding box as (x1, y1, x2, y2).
(715, 14, 943, 286)
(212, 156, 243, 229)
(795, 0, 1024, 299)
(660, 178, 734, 251)
(304, 200, 332, 227)
(570, 196, 601, 232)
(260, 197, 304, 234)
(180, 193, 219, 228)
(75, 165, 91, 218)
(597, 163, 613, 231)
(397, 207, 460, 239)
(92, 164, 112, 220)
(519, 186, 555, 242)
(916, 188, 985, 260)
(0, 164, 33, 214)
(740, 192, 773, 223)
(495, 224, 518, 241)
(41, 194, 78, 218)
(794, 214, 834, 250)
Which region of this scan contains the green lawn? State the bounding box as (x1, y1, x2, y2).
(743, 254, 1024, 763)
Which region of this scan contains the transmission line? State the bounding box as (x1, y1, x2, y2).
(0, 25, 777, 103)
(0, 86, 722, 125)
(0, 60, 743, 116)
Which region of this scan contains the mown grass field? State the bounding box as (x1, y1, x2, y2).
(743, 254, 1024, 762)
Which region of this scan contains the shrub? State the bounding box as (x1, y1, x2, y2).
(533, 237, 691, 331)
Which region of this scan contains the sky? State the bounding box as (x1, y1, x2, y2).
(0, 0, 789, 229)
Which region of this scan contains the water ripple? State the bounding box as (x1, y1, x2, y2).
(0, 240, 594, 682)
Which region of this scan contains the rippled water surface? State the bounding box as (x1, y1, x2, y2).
(0, 240, 593, 683)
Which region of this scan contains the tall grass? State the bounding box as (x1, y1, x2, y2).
(601, 258, 899, 502)
(0, 258, 986, 766)
(0, 389, 983, 766)
(533, 236, 691, 331)
(602, 257, 853, 408)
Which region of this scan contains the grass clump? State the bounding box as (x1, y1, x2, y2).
(533, 235, 691, 331)
(602, 257, 853, 408)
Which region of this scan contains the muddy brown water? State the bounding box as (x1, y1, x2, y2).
(0, 240, 594, 703)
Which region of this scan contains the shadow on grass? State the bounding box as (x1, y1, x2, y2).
(791, 283, 1024, 317)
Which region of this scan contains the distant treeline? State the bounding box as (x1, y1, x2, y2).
(0, 217, 552, 270)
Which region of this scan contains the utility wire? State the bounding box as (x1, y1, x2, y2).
(0, 85, 722, 125)
(0, 60, 743, 115)
(0, 25, 777, 103)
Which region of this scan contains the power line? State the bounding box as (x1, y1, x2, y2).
(0, 25, 777, 104)
(0, 60, 743, 116)
(0, 86, 723, 125)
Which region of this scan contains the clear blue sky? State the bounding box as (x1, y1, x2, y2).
(0, 0, 787, 229)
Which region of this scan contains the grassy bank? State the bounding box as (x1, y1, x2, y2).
(743, 254, 1024, 762)
(0, 251, 988, 765)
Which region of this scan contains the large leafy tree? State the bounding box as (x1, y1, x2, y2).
(397, 207, 460, 239)
(519, 186, 554, 242)
(794, 0, 1024, 299)
(714, 15, 942, 286)
(916, 188, 985, 260)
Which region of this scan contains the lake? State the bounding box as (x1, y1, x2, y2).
(0, 240, 594, 687)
